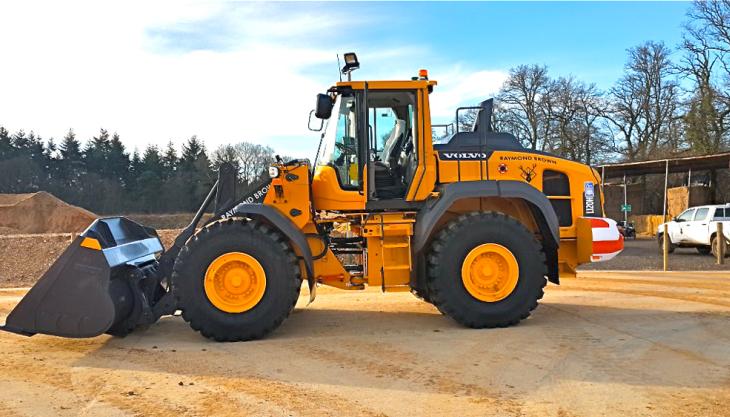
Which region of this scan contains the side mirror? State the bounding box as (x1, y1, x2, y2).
(315, 93, 333, 119)
(308, 110, 324, 132)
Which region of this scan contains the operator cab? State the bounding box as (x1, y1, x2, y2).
(316, 88, 419, 201)
(310, 53, 433, 208)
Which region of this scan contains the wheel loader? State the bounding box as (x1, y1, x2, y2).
(0, 53, 623, 342)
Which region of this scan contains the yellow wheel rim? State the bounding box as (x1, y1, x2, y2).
(461, 243, 519, 302)
(204, 252, 266, 313)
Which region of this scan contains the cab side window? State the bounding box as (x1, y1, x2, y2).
(543, 170, 572, 227)
(713, 208, 727, 220)
(677, 209, 695, 222)
(331, 95, 361, 188)
(694, 208, 709, 221)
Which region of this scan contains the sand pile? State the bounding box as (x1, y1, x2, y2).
(0, 192, 97, 235)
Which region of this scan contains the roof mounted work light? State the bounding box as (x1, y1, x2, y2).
(341, 52, 359, 80)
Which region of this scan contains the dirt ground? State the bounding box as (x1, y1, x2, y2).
(1, 271, 728, 417)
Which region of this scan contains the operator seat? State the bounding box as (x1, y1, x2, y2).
(373, 120, 407, 199)
(379, 120, 406, 168)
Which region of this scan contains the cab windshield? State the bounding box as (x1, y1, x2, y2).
(318, 94, 360, 187)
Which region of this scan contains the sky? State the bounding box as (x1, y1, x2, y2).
(0, 1, 691, 159)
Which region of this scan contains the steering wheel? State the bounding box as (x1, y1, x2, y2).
(335, 141, 357, 154)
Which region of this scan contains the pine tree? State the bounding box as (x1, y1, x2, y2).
(134, 145, 166, 212)
(84, 128, 111, 177)
(179, 135, 204, 172)
(177, 136, 213, 210)
(11, 130, 28, 156)
(128, 149, 143, 192)
(58, 129, 84, 183)
(0, 127, 12, 160)
(108, 133, 130, 184)
(161, 140, 178, 179)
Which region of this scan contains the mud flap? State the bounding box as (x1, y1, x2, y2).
(0, 218, 164, 338)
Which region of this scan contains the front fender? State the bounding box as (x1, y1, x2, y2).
(225, 203, 315, 301)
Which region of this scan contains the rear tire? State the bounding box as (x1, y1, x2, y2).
(711, 235, 729, 258)
(426, 212, 547, 328)
(172, 219, 301, 342)
(697, 246, 712, 255)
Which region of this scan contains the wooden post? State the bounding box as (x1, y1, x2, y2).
(662, 223, 669, 271)
(623, 173, 628, 224)
(662, 160, 669, 222)
(718, 222, 725, 265)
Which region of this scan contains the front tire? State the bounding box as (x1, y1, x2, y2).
(658, 233, 676, 254)
(426, 212, 547, 328)
(172, 219, 301, 342)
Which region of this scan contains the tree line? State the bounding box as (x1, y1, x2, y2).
(0, 127, 278, 214)
(478, 1, 730, 165)
(3, 1, 729, 213)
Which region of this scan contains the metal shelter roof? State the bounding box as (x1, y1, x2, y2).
(597, 152, 730, 179)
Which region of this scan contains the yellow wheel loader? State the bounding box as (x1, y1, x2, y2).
(0, 53, 623, 342)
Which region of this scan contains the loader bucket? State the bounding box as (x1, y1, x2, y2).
(0, 217, 163, 338)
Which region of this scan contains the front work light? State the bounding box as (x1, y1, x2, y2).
(268, 166, 280, 178)
(341, 52, 360, 75)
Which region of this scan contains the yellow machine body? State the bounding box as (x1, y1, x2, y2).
(255, 76, 620, 292)
(0, 63, 624, 342)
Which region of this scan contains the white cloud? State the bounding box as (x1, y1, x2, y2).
(0, 1, 507, 159)
(428, 67, 508, 124)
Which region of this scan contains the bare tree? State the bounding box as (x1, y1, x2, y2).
(681, 1, 730, 154)
(212, 141, 277, 184)
(603, 41, 680, 161)
(496, 64, 551, 150)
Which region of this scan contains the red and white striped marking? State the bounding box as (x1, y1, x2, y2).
(587, 217, 624, 262)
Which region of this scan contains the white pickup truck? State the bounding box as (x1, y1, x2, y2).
(658, 204, 730, 256)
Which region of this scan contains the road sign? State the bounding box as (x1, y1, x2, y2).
(621, 204, 632, 212)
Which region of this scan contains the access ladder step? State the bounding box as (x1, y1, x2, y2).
(383, 265, 410, 271)
(382, 243, 409, 248)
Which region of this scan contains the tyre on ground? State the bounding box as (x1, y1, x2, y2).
(172, 219, 301, 342)
(711, 234, 730, 258)
(658, 233, 676, 254)
(426, 211, 547, 328)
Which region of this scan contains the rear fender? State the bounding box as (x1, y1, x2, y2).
(224, 203, 315, 300)
(413, 180, 561, 284)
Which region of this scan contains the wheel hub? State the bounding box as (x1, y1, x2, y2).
(461, 243, 519, 302)
(204, 252, 266, 313)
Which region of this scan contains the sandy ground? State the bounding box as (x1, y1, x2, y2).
(0, 271, 728, 417)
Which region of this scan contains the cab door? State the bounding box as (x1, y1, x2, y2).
(686, 207, 710, 244)
(312, 92, 367, 211)
(365, 90, 418, 202)
(672, 208, 695, 243)
(363, 87, 436, 204)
